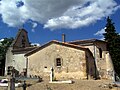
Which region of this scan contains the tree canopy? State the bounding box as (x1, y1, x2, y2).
(103, 17, 120, 78)
(0, 37, 14, 75)
(0, 38, 14, 60)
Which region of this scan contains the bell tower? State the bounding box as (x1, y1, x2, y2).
(11, 28, 30, 49)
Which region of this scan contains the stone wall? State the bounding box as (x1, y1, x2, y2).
(84, 42, 114, 80)
(5, 47, 26, 75)
(12, 54, 26, 73)
(5, 47, 13, 75)
(27, 43, 95, 80)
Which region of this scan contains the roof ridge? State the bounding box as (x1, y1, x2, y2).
(25, 40, 88, 56)
(61, 41, 86, 48)
(68, 38, 97, 43)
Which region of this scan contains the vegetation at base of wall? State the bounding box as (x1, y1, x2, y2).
(103, 16, 120, 78)
(52, 77, 57, 81)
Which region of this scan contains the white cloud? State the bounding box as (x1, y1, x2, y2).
(45, 0, 120, 29)
(0, 38, 4, 45)
(94, 27, 106, 36)
(0, 0, 120, 30)
(31, 43, 40, 46)
(0, 38, 4, 42)
(32, 23, 37, 28)
(31, 22, 38, 32)
(94, 27, 106, 40)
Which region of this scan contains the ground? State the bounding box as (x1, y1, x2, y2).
(0, 80, 120, 90)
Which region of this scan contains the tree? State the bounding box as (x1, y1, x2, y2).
(0, 37, 14, 76)
(103, 16, 120, 77)
(104, 17, 118, 43)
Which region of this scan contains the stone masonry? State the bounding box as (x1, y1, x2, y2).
(26, 42, 95, 80)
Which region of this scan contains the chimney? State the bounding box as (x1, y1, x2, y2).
(62, 33, 66, 42)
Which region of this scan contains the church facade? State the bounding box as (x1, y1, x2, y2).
(25, 40, 95, 80)
(5, 29, 37, 76)
(5, 29, 115, 81)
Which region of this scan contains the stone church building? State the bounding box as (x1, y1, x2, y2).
(5, 29, 115, 81)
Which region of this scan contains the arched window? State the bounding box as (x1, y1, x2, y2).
(99, 48, 102, 58)
(56, 58, 62, 67)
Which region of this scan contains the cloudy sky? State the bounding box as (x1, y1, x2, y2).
(0, 0, 120, 44)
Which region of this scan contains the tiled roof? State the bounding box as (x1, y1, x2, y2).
(25, 40, 91, 56)
(68, 39, 107, 45)
(11, 28, 28, 47)
(12, 46, 37, 54)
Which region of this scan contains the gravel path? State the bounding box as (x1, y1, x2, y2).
(0, 80, 120, 90)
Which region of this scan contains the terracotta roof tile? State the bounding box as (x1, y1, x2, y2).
(25, 40, 89, 56)
(68, 39, 107, 45)
(12, 46, 37, 54)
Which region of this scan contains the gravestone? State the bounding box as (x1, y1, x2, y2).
(50, 67, 54, 82)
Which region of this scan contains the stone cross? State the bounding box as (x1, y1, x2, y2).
(50, 67, 54, 82)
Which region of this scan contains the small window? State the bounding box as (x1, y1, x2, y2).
(99, 48, 102, 58)
(56, 58, 61, 67)
(44, 66, 47, 68)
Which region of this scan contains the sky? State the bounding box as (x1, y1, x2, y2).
(0, 0, 120, 45)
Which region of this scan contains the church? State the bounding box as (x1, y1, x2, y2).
(5, 29, 115, 81)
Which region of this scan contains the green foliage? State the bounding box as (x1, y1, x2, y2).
(0, 37, 13, 75)
(103, 17, 120, 77)
(0, 37, 14, 60)
(0, 37, 14, 67)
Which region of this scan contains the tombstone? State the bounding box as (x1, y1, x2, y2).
(22, 80, 27, 90)
(8, 76, 15, 90)
(11, 77, 15, 90)
(50, 67, 54, 82)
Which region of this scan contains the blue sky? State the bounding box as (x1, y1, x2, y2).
(0, 0, 120, 45)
